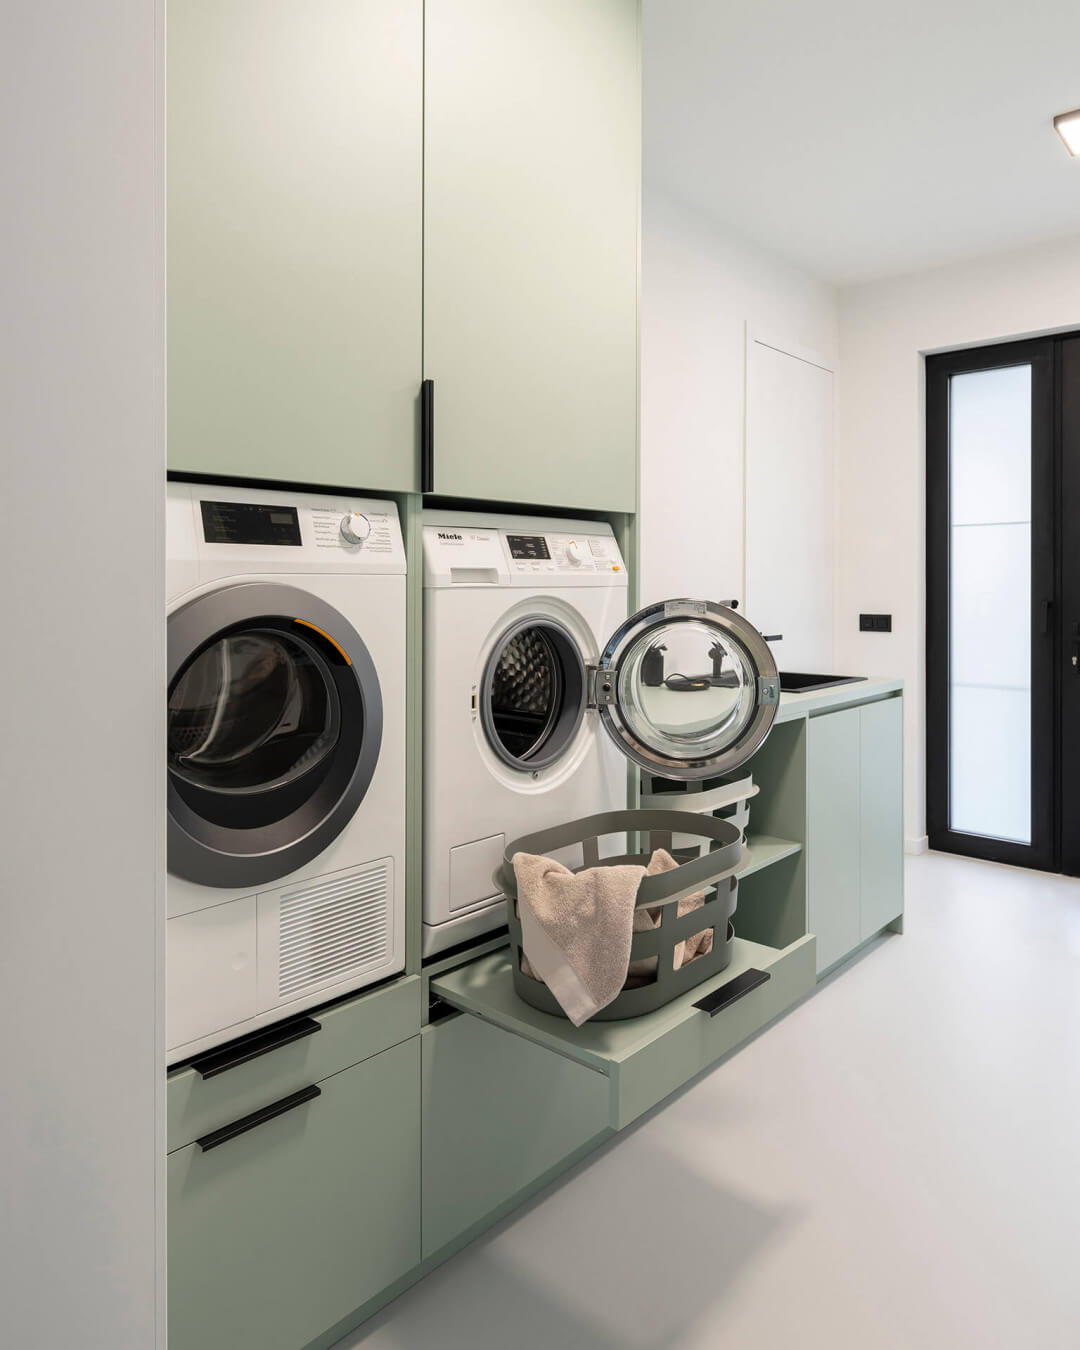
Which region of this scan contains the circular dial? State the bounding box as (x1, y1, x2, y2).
(340, 512, 371, 546)
(565, 540, 586, 567)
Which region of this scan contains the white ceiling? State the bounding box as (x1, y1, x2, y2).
(644, 0, 1080, 284)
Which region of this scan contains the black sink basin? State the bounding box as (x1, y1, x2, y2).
(779, 673, 867, 693)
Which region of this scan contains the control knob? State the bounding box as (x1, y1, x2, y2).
(565, 540, 586, 567)
(340, 512, 371, 546)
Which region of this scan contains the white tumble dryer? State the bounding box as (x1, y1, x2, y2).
(422, 511, 630, 956)
(166, 482, 406, 1064)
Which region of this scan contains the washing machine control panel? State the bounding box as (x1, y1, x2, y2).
(421, 523, 626, 587)
(503, 530, 624, 576)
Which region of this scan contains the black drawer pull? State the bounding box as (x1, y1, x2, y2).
(189, 1015, 322, 1080)
(197, 1084, 321, 1152)
(693, 967, 770, 1017)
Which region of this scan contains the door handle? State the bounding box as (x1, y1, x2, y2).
(420, 378, 434, 493)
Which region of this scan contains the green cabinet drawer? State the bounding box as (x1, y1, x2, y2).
(167, 975, 420, 1153)
(421, 1014, 611, 1259)
(168, 0, 423, 491)
(168, 1038, 420, 1350)
(430, 933, 816, 1134)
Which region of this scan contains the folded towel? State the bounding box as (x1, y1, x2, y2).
(513, 848, 716, 1024)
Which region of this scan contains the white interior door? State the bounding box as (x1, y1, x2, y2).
(745, 337, 835, 672)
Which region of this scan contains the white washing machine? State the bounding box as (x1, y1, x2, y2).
(166, 482, 406, 1064)
(422, 511, 630, 956)
(423, 511, 785, 958)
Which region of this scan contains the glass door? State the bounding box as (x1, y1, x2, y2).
(593, 599, 780, 780)
(925, 339, 1056, 869)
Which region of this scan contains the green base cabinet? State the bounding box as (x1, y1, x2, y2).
(423, 0, 640, 510)
(421, 1013, 611, 1259)
(168, 1038, 420, 1350)
(807, 696, 904, 975)
(168, 0, 423, 491)
(858, 697, 905, 938)
(807, 707, 862, 970)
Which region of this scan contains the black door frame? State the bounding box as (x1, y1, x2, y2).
(925, 337, 1058, 871)
(1059, 336, 1080, 874)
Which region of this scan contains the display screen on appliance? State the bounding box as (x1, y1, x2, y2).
(506, 534, 550, 560)
(201, 501, 302, 546)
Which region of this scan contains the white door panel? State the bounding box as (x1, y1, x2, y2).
(745, 339, 835, 672)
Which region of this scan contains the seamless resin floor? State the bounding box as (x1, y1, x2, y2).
(340, 852, 1080, 1350)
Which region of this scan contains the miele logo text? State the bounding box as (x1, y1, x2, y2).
(437, 532, 463, 541)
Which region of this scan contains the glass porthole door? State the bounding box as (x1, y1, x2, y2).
(592, 599, 780, 780)
(167, 582, 383, 888)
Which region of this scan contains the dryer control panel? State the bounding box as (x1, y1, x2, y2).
(168, 482, 405, 599)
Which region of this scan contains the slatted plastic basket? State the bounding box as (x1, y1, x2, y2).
(494, 809, 743, 1020)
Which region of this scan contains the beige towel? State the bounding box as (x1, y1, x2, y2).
(513, 848, 715, 1025)
(625, 849, 713, 988)
(513, 852, 645, 1025)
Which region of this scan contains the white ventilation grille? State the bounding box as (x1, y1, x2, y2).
(276, 860, 391, 999)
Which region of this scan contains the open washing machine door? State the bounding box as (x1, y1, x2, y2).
(589, 599, 780, 780)
(167, 582, 383, 888)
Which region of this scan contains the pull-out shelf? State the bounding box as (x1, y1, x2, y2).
(430, 932, 816, 1130)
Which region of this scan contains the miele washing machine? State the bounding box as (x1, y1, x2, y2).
(166, 482, 406, 1063)
(422, 511, 630, 956)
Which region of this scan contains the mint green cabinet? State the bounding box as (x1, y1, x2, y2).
(168, 0, 422, 491)
(807, 697, 904, 974)
(423, 0, 640, 511)
(807, 707, 862, 971)
(421, 1013, 610, 1259)
(858, 696, 904, 938)
(168, 1038, 420, 1350)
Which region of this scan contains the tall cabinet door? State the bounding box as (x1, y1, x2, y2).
(168, 0, 423, 492)
(424, 0, 640, 511)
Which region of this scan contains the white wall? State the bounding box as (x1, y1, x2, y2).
(640, 190, 839, 619)
(0, 4, 165, 1347)
(837, 235, 1080, 846)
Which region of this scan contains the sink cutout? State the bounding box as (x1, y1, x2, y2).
(779, 673, 867, 693)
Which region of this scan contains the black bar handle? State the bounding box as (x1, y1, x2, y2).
(762, 634, 783, 643)
(420, 378, 434, 493)
(197, 1084, 321, 1152)
(189, 1015, 322, 1080)
(693, 967, 770, 1017)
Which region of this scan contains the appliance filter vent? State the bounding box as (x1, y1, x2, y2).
(276, 860, 391, 999)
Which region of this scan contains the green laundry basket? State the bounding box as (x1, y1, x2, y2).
(494, 808, 742, 1020)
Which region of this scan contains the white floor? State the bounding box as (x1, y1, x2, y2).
(340, 853, 1080, 1350)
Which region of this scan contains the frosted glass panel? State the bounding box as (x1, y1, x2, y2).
(950, 687, 1031, 842)
(950, 365, 1031, 525)
(950, 523, 1030, 689)
(948, 364, 1031, 843)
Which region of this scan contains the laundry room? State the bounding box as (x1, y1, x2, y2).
(7, 3, 1080, 1349)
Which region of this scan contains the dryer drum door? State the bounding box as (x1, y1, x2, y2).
(167, 583, 382, 888)
(592, 599, 780, 781)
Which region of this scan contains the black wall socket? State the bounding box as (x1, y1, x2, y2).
(859, 613, 892, 633)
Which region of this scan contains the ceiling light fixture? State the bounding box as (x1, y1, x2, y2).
(1054, 108, 1080, 156)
